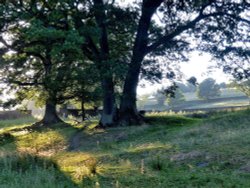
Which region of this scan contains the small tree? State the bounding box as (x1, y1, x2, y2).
(167, 89, 185, 107)
(197, 78, 221, 100)
(232, 80, 250, 104)
(219, 82, 227, 89)
(154, 89, 166, 107)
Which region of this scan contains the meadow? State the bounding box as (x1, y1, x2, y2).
(141, 88, 250, 112)
(1, 110, 250, 187)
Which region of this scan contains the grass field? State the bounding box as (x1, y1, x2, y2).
(141, 88, 250, 111)
(1, 110, 250, 187)
(183, 88, 246, 101)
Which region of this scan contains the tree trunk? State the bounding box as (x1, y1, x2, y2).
(92, 0, 117, 127)
(119, 55, 144, 126)
(36, 50, 63, 126)
(99, 78, 117, 127)
(40, 100, 62, 125)
(81, 99, 85, 122)
(119, 1, 162, 125)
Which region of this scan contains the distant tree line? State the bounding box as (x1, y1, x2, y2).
(143, 78, 228, 109)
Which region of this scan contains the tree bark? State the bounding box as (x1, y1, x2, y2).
(119, 54, 145, 126)
(92, 0, 117, 127)
(39, 56, 63, 126)
(99, 77, 117, 127)
(81, 99, 85, 122)
(40, 99, 62, 125)
(119, 0, 163, 125)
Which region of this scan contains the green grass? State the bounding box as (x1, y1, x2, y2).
(1, 111, 250, 187)
(0, 117, 36, 134)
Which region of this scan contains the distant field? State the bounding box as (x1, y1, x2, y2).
(184, 88, 246, 101)
(184, 99, 249, 110)
(140, 88, 249, 111)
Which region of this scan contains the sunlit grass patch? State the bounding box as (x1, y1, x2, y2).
(126, 142, 172, 153)
(54, 152, 98, 183)
(0, 117, 36, 128)
(0, 117, 37, 135)
(100, 160, 136, 176)
(16, 130, 67, 155)
(0, 152, 76, 188)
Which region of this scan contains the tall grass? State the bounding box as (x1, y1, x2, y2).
(0, 153, 76, 188)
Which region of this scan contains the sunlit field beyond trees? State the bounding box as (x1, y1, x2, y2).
(1, 110, 250, 187)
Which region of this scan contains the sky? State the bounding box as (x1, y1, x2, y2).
(137, 51, 232, 95)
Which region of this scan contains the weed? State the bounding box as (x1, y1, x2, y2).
(150, 155, 165, 171)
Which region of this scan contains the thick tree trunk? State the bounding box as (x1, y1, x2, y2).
(99, 78, 117, 127)
(91, 0, 118, 127)
(40, 100, 62, 126)
(119, 1, 163, 125)
(119, 55, 144, 126)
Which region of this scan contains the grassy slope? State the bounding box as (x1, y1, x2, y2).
(1, 111, 250, 187)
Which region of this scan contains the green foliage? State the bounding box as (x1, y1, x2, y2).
(197, 78, 221, 100)
(0, 0, 249, 125)
(0, 2, 102, 112)
(232, 80, 250, 97)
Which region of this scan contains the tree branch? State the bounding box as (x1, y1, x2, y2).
(93, 0, 110, 58)
(224, 13, 250, 25)
(9, 80, 43, 86)
(0, 36, 11, 49)
(146, 11, 232, 53)
(20, 51, 46, 63)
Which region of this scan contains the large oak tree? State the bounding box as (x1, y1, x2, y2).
(87, 0, 250, 126)
(0, 1, 87, 125)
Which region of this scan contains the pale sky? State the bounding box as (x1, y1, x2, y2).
(180, 52, 231, 83)
(137, 51, 232, 95)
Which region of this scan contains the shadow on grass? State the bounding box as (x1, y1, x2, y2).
(0, 120, 85, 187)
(0, 152, 78, 187)
(0, 130, 79, 187)
(0, 132, 15, 146)
(146, 115, 199, 127)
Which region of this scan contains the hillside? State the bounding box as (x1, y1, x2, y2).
(1, 110, 250, 187)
